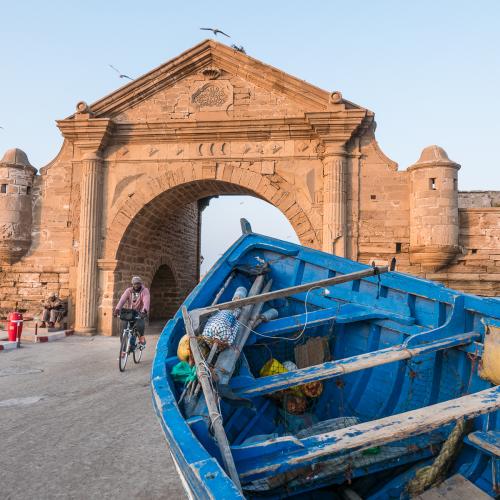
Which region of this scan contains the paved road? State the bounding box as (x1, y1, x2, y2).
(1, 335, 185, 499)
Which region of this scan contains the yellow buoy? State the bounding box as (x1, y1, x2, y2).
(177, 333, 191, 362)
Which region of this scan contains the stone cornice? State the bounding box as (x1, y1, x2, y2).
(105, 112, 375, 145)
(111, 117, 313, 143)
(305, 110, 371, 146)
(57, 118, 115, 153)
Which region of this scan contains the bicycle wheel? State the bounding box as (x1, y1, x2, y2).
(119, 332, 129, 372)
(133, 338, 143, 364)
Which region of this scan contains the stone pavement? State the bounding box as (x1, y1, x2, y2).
(0, 335, 185, 499)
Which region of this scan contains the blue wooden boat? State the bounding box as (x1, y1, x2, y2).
(151, 222, 500, 499)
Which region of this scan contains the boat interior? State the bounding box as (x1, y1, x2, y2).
(163, 237, 499, 497)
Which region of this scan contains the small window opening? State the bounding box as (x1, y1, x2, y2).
(471, 249, 478, 254)
(395, 242, 402, 253)
(370, 194, 377, 200)
(0, 184, 7, 193)
(26, 186, 31, 195)
(453, 178, 458, 189)
(429, 178, 437, 190)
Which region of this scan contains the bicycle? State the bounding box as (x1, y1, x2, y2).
(118, 308, 145, 372)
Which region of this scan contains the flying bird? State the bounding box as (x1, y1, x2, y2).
(108, 64, 133, 81)
(231, 44, 246, 53)
(200, 27, 230, 38)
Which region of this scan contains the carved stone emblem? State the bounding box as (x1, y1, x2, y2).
(190, 81, 233, 111)
(192, 84, 227, 108)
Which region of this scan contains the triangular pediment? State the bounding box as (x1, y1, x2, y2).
(67, 40, 367, 122)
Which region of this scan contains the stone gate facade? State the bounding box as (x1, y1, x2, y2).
(0, 40, 499, 335)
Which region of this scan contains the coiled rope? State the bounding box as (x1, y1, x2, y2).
(406, 417, 467, 496)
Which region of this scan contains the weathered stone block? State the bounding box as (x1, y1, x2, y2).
(18, 273, 40, 283)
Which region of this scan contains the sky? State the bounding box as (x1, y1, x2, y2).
(1, 1, 499, 271)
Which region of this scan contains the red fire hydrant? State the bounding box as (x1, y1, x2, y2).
(8, 312, 23, 344)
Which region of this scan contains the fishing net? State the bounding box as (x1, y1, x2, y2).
(171, 361, 197, 385)
(201, 309, 240, 349)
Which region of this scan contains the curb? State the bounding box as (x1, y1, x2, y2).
(0, 341, 18, 351)
(0, 329, 74, 349)
(36, 329, 74, 343)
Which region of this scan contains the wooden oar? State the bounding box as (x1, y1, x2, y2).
(182, 306, 242, 491)
(190, 263, 393, 327)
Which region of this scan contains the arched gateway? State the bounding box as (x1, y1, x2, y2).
(2, 40, 498, 335)
(55, 39, 373, 336)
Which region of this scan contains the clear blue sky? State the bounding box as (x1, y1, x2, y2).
(1, 1, 499, 270)
(1, 0, 499, 189)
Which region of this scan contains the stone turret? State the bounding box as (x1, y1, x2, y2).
(408, 145, 460, 271)
(0, 148, 36, 264)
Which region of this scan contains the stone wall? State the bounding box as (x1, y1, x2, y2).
(357, 133, 411, 269)
(426, 208, 500, 296)
(0, 145, 74, 319)
(459, 191, 500, 208)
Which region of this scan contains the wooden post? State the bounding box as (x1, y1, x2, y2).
(182, 307, 242, 491)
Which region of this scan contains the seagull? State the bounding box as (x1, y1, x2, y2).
(231, 44, 246, 53)
(200, 27, 230, 38)
(108, 64, 133, 81)
(0, 126, 4, 130)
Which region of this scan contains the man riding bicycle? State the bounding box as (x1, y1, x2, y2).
(114, 276, 150, 347)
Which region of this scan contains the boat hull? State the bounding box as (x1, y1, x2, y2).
(151, 232, 500, 498)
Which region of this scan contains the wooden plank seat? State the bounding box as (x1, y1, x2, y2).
(231, 385, 500, 482)
(415, 474, 493, 500)
(232, 332, 480, 398)
(465, 430, 500, 457)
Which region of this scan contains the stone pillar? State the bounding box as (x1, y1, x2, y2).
(57, 109, 113, 335)
(322, 145, 347, 256)
(75, 152, 102, 334)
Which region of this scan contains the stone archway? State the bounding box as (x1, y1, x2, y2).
(105, 163, 321, 258)
(98, 170, 320, 335)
